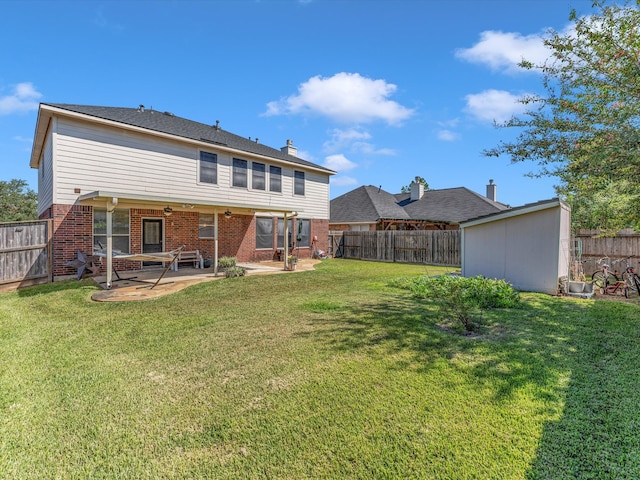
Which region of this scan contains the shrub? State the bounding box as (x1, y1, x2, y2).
(396, 274, 520, 332)
(218, 256, 236, 271)
(225, 266, 246, 278)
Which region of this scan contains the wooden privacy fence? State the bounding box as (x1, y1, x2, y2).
(574, 230, 640, 275)
(337, 230, 461, 266)
(0, 220, 52, 291)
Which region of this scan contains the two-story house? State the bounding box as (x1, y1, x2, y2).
(29, 103, 334, 282)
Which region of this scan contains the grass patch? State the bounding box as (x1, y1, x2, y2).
(1, 260, 640, 478)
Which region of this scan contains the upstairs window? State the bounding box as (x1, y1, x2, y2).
(199, 151, 217, 184)
(270, 166, 282, 192)
(252, 162, 266, 190)
(294, 170, 305, 195)
(233, 158, 248, 188)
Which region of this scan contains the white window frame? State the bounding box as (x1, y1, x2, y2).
(199, 151, 218, 184)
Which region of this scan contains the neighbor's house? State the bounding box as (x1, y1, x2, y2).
(30, 103, 335, 280)
(330, 178, 509, 231)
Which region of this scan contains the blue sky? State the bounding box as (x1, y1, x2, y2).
(1, 0, 597, 207)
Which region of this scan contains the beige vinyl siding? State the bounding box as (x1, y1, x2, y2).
(52, 118, 330, 219)
(37, 133, 54, 217)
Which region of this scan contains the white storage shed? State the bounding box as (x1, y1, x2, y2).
(460, 198, 571, 294)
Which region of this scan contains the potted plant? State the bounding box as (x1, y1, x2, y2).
(287, 255, 298, 271)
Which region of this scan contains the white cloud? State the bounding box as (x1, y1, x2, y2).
(13, 135, 33, 143)
(323, 154, 357, 173)
(0, 82, 42, 115)
(455, 30, 551, 74)
(331, 176, 358, 187)
(323, 128, 371, 152)
(438, 118, 460, 129)
(437, 129, 460, 141)
(353, 143, 396, 156)
(296, 149, 315, 162)
(322, 128, 395, 155)
(464, 89, 530, 124)
(264, 72, 414, 125)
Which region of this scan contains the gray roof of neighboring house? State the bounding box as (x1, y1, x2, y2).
(330, 185, 509, 224)
(330, 186, 410, 223)
(42, 103, 334, 173)
(397, 187, 509, 223)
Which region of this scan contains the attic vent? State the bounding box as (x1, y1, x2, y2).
(137, 104, 145, 112)
(163, 111, 175, 117)
(213, 120, 220, 130)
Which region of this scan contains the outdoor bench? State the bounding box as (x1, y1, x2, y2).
(172, 249, 204, 270)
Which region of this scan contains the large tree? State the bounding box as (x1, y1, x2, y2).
(485, 0, 640, 233)
(0, 179, 38, 222)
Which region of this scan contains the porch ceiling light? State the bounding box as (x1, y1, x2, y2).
(164, 206, 173, 216)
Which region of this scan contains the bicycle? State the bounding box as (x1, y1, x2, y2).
(591, 256, 624, 290)
(621, 255, 640, 298)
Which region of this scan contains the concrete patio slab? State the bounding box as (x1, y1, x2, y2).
(90, 259, 320, 302)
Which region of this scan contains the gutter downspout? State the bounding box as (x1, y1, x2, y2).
(284, 212, 289, 270)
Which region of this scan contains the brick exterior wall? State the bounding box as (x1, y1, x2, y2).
(45, 204, 330, 278)
(45, 204, 94, 277)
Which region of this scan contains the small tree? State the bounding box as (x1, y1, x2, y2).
(394, 275, 520, 332)
(0, 179, 38, 222)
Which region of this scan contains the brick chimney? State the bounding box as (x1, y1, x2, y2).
(410, 176, 424, 201)
(486, 179, 497, 202)
(281, 139, 297, 157)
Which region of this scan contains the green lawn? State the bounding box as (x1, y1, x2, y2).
(1, 259, 640, 479)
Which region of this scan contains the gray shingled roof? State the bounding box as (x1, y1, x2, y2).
(330, 185, 509, 224)
(44, 103, 334, 173)
(330, 185, 410, 223)
(398, 187, 508, 223)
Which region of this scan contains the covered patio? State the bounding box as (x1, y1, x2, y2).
(78, 190, 304, 289)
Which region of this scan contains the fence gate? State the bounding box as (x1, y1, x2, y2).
(0, 220, 52, 292)
(328, 232, 344, 258)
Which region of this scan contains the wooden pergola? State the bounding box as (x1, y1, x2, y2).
(377, 218, 455, 231)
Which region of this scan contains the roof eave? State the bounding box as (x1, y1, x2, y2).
(460, 198, 568, 228)
(32, 103, 335, 175)
(78, 190, 301, 214)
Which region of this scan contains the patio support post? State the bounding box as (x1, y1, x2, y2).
(284, 212, 289, 270)
(105, 198, 118, 289)
(214, 208, 219, 276)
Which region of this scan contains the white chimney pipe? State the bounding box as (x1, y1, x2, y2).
(281, 139, 298, 157)
(486, 179, 497, 202)
(410, 177, 424, 201)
